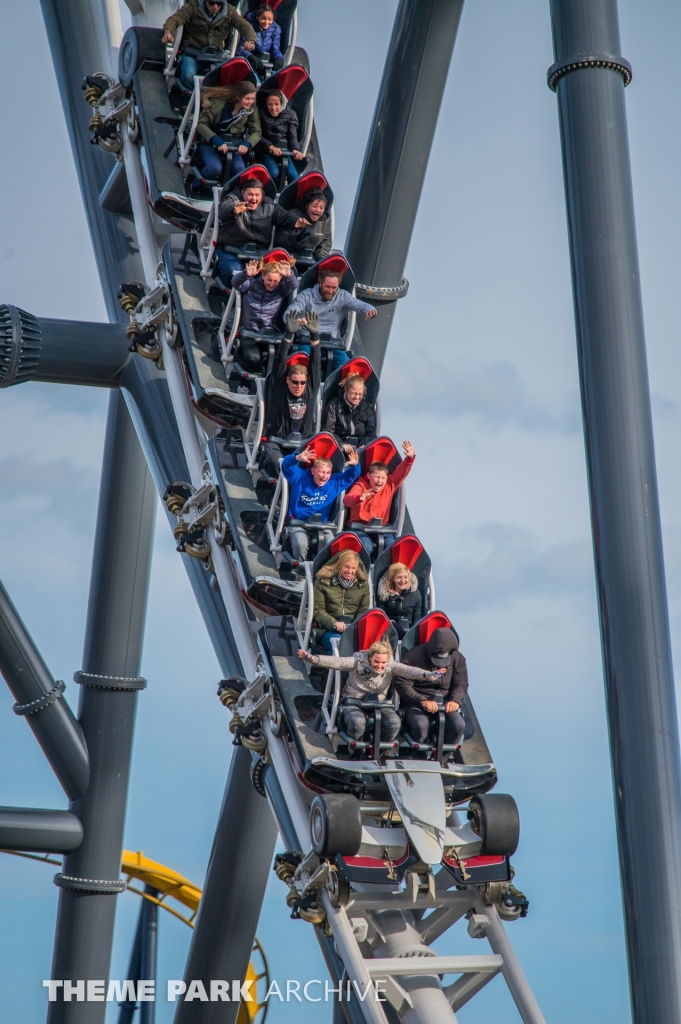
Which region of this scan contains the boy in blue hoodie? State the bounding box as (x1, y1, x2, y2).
(281, 445, 360, 560)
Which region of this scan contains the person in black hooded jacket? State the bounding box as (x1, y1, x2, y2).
(322, 370, 377, 453)
(396, 627, 467, 746)
(259, 310, 321, 480)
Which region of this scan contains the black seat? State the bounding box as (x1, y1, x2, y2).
(333, 609, 399, 760)
(345, 437, 407, 558)
(399, 610, 462, 763)
(373, 534, 432, 636)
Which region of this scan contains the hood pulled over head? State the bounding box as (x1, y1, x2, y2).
(426, 627, 459, 668)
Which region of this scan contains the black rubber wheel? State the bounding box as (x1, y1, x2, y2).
(119, 27, 166, 87)
(467, 793, 520, 857)
(309, 794, 362, 858)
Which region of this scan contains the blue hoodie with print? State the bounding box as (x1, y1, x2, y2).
(281, 454, 361, 521)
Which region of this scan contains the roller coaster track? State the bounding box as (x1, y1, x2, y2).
(2, 1, 680, 1023)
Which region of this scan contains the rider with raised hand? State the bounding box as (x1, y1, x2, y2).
(215, 176, 309, 285)
(281, 445, 360, 562)
(162, 0, 256, 93)
(275, 188, 332, 262)
(259, 310, 320, 480)
(298, 639, 442, 745)
(285, 266, 376, 371)
(343, 441, 416, 555)
(231, 254, 298, 371)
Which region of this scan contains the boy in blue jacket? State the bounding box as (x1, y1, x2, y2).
(281, 445, 360, 560)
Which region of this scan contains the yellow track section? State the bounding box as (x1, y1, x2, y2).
(122, 850, 269, 1024)
(0, 847, 268, 1024)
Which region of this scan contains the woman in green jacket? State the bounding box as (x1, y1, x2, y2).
(195, 81, 262, 183)
(312, 550, 370, 652)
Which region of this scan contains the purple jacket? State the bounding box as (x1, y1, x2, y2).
(237, 12, 283, 58)
(232, 269, 298, 332)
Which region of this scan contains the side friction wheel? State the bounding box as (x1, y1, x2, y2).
(309, 794, 362, 858)
(467, 793, 520, 857)
(119, 27, 166, 88)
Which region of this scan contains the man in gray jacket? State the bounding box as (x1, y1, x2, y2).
(285, 266, 376, 371)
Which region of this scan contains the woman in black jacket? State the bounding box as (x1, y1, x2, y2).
(257, 89, 306, 185)
(376, 562, 423, 637)
(322, 371, 377, 453)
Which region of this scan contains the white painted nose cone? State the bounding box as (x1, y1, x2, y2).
(385, 763, 446, 865)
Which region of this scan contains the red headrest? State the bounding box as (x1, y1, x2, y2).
(418, 612, 453, 646)
(286, 352, 309, 369)
(218, 58, 254, 86)
(389, 535, 424, 572)
(269, 0, 284, 7)
(341, 358, 374, 383)
(363, 438, 398, 468)
(239, 165, 272, 189)
(328, 533, 364, 558)
(276, 65, 309, 100)
(262, 248, 293, 267)
(317, 254, 349, 279)
(304, 432, 339, 461)
(295, 172, 329, 204)
(356, 609, 392, 652)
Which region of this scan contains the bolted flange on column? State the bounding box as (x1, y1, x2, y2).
(0, 305, 41, 387)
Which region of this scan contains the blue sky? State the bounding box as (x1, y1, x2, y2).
(2, 0, 681, 1021)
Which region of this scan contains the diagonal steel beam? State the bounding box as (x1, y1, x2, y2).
(345, 0, 465, 373)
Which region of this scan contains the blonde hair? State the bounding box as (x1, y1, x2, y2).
(340, 372, 366, 396)
(367, 639, 393, 660)
(386, 562, 411, 590)
(312, 456, 333, 470)
(316, 548, 367, 581)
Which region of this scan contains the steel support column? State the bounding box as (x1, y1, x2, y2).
(48, 392, 156, 1024)
(548, 2, 681, 1020)
(174, 748, 277, 1024)
(344, 0, 464, 373)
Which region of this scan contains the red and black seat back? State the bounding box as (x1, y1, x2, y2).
(260, 64, 313, 130)
(299, 254, 355, 295)
(354, 437, 405, 530)
(294, 432, 345, 475)
(322, 356, 379, 410)
(400, 611, 458, 656)
(373, 534, 431, 609)
(359, 437, 401, 475)
(222, 164, 277, 202)
(338, 608, 397, 657)
(312, 531, 370, 579)
(202, 57, 257, 90)
(278, 171, 334, 213)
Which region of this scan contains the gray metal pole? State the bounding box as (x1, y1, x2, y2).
(48, 392, 156, 1024)
(344, 0, 464, 373)
(0, 808, 82, 853)
(548, 2, 681, 1020)
(173, 748, 277, 1024)
(0, 307, 131, 390)
(0, 580, 89, 800)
